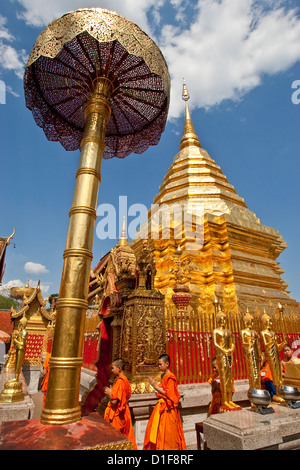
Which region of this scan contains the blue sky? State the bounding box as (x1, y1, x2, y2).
(0, 0, 299, 304)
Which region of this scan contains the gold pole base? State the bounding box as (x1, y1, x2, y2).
(40, 406, 82, 425)
(0, 379, 24, 403)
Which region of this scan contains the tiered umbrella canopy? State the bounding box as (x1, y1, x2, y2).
(24, 8, 170, 158)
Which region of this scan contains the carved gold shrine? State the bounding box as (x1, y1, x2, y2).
(8, 280, 54, 367)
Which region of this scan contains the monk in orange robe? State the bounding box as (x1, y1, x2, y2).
(208, 357, 236, 415)
(104, 358, 137, 450)
(143, 354, 186, 450)
(260, 350, 280, 402)
(208, 357, 222, 416)
(41, 352, 51, 407)
(281, 344, 293, 377)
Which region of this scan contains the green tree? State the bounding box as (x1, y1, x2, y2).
(48, 293, 59, 309)
(0, 294, 21, 310)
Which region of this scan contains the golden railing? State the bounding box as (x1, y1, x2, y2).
(79, 302, 300, 384)
(165, 304, 300, 385)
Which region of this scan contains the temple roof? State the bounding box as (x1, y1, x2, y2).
(0, 228, 15, 284)
(10, 279, 53, 321)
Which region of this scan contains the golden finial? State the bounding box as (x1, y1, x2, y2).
(180, 79, 201, 151)
(119, 216, 127, 246)
(182, 78, 190, 102)
(6, 227, 15, 246)
(176, 245, 183, 255)
(213, 296, 219, 315)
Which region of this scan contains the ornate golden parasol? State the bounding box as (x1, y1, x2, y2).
(24, 8, 170, 426)
(24, 8, 170, 158)
(0, 330, 10, 343)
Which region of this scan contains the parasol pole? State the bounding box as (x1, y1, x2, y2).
(41, 77, 113, 425)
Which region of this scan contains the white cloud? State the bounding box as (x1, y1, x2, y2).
(0, 15, 27, 79)
(159, 0, 300, 117)
(24, 262, 49, 274)
(14, 0, 159, 34)
(12, 0, 300, 116)
(29, 280, 51, 296)
(0, 279, 24, 295)
(5, 85, 20, 97)
(0, 278, 51, 297)
(0, 41, 27, 79)
(0, 14, 14, 41)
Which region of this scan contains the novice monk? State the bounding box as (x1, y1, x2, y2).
(207, 358, 222, 416)
(260, 350, 278, 402)
(41, 352, 51, 408)
(208, 357, 236, 415)
(143, 354, 186, 450)
(104, 358, 137, 450)
(281, 344, 294, 377)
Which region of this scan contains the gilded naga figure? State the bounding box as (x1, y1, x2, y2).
(241, 311, 261, 392)
(0, 315, 28, 402)
(212, 308, 240, 410)
(260, 312, 286, 403)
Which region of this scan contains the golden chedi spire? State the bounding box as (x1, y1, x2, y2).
(180, 79, 201, 151)
(139, 77, 298, 319)
(119, 216, 127, 247)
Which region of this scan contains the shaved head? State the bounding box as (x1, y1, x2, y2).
(113, 358, 125, 370)
(159, 354, 170, 366)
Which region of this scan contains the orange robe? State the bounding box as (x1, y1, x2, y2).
(260, 363, 273, 382)
(104, 375, 137, 450)
(282, 359, 292, 375)
(41, 353, 51, 407)
(143, 372, 186, 450)
(208, 375, 222, 416)
(207, 375, 235, 415)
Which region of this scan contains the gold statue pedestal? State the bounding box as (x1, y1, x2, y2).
(219, 404, 242, 414)
(203, 406, 300, 450)
(0, 379, 24, 403)
(0, 370, 35, 424)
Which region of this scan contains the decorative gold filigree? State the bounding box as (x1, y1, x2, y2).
(83, 441, 132, 450)
(26, 8, 169, 96)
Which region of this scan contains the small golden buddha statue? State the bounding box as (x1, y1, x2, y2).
(260, 312, 286, 403)
(241, 311, 261, 391)
(0, 315, 28, 402)
(212, 308, 240, 410)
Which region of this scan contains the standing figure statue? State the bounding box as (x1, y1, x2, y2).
(241, 311, 262, 393)
(212, 308, 241, 411)
(12, 316, 28, 382)
(0, 315, 28, 402)
(260, 312, 286, 404)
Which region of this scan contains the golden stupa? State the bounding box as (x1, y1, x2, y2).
(131, 81, 300, 326)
